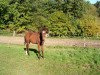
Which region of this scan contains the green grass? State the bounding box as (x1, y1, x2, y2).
(0, 44, 100, 75)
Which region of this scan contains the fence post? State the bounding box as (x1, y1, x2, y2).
(97, 33, 99, 39)
(84, 37, 86, 47)
(13, 31, 16, 37)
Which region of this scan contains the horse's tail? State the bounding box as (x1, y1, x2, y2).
(24, 36, 26, 45)
(24, 41, 26, 45)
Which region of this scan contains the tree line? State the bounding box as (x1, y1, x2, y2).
(0, 0, 100, 37)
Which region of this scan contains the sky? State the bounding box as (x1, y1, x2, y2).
(86, 0, 100, 4)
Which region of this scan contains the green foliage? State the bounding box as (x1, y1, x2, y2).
(0, 0, 100, 37)
(97, 7, 100, 17)
(79, 15, 99, 37)
(94, 1, 100, 17)
(61, 0, 86, 18)
(49, 11, 72, 36)
(94, 1, 100, 8)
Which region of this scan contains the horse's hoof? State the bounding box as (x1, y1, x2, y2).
(38, 57, 40, 60)
(41, 56, 45, 59)
(42, 57, 45, 60)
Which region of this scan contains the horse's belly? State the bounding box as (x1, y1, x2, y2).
(31, 41, 38, 44)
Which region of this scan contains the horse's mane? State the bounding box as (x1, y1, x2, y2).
(39, 27, 48, 33)
(39, 27, 48, 45)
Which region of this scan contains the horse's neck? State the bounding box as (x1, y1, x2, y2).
(40, 32, 43, 40)
(39, 32, 45, 45)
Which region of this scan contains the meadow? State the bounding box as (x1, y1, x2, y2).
(0, 44, 100, 75)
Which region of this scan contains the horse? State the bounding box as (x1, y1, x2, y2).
(24, 27, 48, 59)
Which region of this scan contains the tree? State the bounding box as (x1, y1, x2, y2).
(94, 1, 100, 8)
(94, 1, 100, 17)
(61, 0, 86, 18)
(97, 7, 100, 17)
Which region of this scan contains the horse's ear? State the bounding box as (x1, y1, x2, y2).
(38, 26, 49, 33)
(45, 27, 49, 33)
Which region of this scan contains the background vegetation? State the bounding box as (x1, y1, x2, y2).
(0, 0, 100, 37)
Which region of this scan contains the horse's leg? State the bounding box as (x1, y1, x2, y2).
(26, 43, 30, 55)
(41, 45, 44, 58)
(38, 44, 41, 59)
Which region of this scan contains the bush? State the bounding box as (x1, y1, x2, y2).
(79, 15, 99, 37)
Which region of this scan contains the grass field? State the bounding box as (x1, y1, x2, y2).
(0, 44, 100, 75)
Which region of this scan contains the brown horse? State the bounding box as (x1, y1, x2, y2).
(24, 27, 48, 59)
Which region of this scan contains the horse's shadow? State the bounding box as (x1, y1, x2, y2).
(24, 48, 39, 58)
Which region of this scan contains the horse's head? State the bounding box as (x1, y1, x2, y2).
(42, 27, 49, 37)
(39, 27, 49, 44)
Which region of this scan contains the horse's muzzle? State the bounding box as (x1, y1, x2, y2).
(45, 34, 49, 37)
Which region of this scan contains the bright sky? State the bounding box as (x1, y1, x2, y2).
(86, 0, 100, 4)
